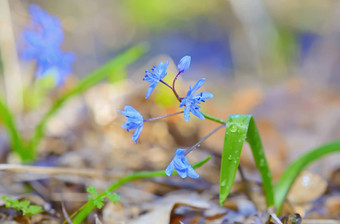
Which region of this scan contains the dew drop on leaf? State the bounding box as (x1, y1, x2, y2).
(229, 124, 237, 133)
(221, 179, 227, 187)
(228, 155, 233, 161)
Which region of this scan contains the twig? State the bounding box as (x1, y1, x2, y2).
(0, 164, 121, 179)
(61, 201, 73, 224)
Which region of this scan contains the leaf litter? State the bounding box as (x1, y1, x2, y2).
(1, 77, 340, 223)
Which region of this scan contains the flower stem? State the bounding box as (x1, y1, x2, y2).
(185, 124, 225, 156)
(143, 111, 183, 122)
(159, 79, 173, 91)
(172, 71, 182, 102)
(238, 165, 252, 201)
(202, 112, 227, 124)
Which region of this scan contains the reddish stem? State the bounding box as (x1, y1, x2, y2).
(172, 72, 182, 102)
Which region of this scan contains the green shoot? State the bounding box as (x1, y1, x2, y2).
(69, 156, 211, 224)
(86, 186, 121, 210)
(1, 195, 43, 217)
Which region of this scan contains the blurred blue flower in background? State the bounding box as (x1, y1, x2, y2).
(177, 55, 191, 73)
(179, 78, 213, 122)
(119, 105, 144, 144)
(165, 148, 199, 179)
(21, 4, 75, 86)
(143, 61, 169, 99)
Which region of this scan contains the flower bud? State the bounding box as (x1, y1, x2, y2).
(177, 56, 191, 73)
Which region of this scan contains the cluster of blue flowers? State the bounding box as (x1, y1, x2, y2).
(120, 56, 213, 179)
(21, 4, 75, 86)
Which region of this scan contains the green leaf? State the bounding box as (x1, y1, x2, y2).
(86, 186, 98, 195)
(106, 192, 120, 204)
(219, 115, 274, 207)
(1, 195, 9, 201)
(274, 141, 340, 214)
(1, 196, 42, 217)
(0, 98, 28, 160)
(23, 75, 55, 110)
(93, 198, 104, 209)
(24, 205, 43, 216)
(18, 200, 30, 210)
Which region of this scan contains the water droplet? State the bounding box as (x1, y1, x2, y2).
(233, 159, 238, 164)
(228, 155, 233, 161)
(229, 124, 237, 133)
(221, 179, 227, 187)
(197, 144, 200, 148)
(234, 115, 240, 119)
(259, 159, 265, 167)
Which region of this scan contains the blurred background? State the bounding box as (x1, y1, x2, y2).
(0, 0, 340, 222)
(0, 0, 339, 175)
(4, 0, 340, 86)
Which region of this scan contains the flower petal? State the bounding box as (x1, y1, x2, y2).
(119, 106, 144, 143)
(177, 56, 191, 73)
(165, 162, 175, 176)
(190, 107, 205, 120)
(187, 166, 199, 179)
(184, 106, 191, 122)
(190, 78, 205, 95)
(177, 169, 188, 178)
(143, 61, 169, 98)
(132, 125, 143, 144)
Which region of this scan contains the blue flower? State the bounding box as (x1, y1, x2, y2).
(143, 61, 169, 99)
(165, 149, 199, 179)
(179, 78, 213, 122)
(177, 56, 191, 73)
(21, 4, 75, 86)
(34, 48, 75, 86)
(119, 106, 144, 144)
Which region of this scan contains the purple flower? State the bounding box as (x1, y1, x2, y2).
(119, 106, 144, 143)
(165, 149, 199, 179)
(177, 56, 191, 73)
(143, 61, 169, 99)
(21, 4, 75, 86)
(179, 78, 213, 122)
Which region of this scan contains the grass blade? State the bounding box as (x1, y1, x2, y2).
(274, 141, 340, 214)
(0, 98, 28, 160)
(219, 115, 274, 207)
(27, 44, 148, 158)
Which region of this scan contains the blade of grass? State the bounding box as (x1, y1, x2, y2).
(27, 44, 148, 159)
(0, 98, 28, 160)
(69, 156, 211, 224)
(219, 115, 274, 207)
(274, 141, 340, 214)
